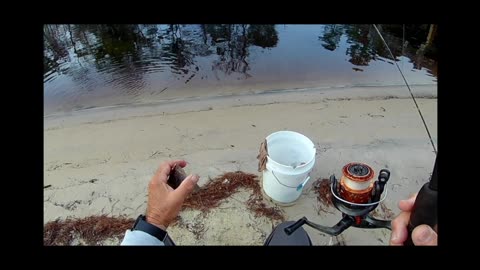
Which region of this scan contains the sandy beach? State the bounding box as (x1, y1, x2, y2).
(44, 83, 437, 245)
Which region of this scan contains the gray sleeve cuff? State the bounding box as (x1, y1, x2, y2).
(120, 229, 165, 246)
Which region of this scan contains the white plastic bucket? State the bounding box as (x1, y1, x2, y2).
(262, 131, 316, 204)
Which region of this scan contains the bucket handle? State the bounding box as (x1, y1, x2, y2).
(296, 176, 311, 191)
(271, 170, 311, 191)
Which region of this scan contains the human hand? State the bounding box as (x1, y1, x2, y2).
(145, 160, 199, 230)
(390, 193, 437, 246)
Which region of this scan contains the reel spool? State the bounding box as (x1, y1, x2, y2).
(339, 163, 375, 204)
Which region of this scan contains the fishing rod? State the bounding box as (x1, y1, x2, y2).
(372, 24, 437, 155)
(372, 24, 437, 245)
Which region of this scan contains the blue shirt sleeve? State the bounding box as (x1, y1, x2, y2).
(120, 229, 165, 246)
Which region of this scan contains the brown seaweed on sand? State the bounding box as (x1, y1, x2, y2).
(43, 215, 135, 246)
(371, 202, 395, 220)
(183, 171, 284, 221)
(312, 178, 334, 213)
(257, 139, 268, 172)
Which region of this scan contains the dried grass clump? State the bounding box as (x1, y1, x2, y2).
(44, 215, 134, 246)
(183, 171, 284, 221)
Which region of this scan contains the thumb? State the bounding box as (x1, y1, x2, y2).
(412, 225, 438, 246)
(172, 174, 199, 200)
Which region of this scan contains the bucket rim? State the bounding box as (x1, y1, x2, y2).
(265, 130, 316, 169)
(266, 155, 315, 169)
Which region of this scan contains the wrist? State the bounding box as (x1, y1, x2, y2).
(131, 215, 168, 242)
(145, 215, 168, 231)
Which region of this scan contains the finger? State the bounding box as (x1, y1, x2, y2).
(176, 160, 188, 168)
(412, 225, 438, 246)
(171, 174, 199, 203)
(390, 211, 411, 245)
(155, 160, 187, 183)
(398, 192, 418, 212)
(158, 160, 187, 172)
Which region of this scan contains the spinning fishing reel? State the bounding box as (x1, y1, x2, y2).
(284, 163, 392, 236)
